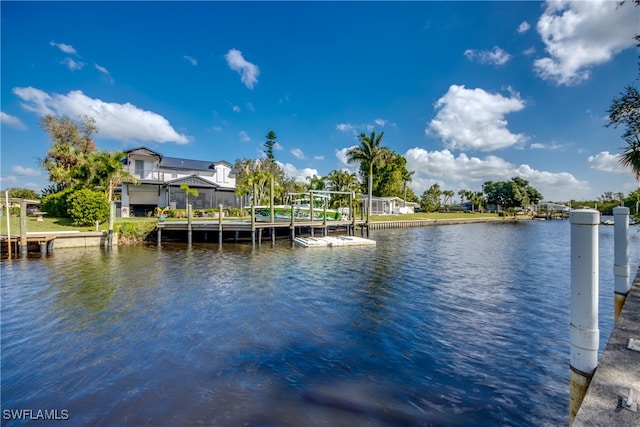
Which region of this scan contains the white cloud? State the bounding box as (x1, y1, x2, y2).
(61, 57, 86, 71)
(273, 142, 283, 151)
(183, 55, 197, 66)
(335, 146, 360, 171)
(336, 121, 390, 135)
(464, 46, 511, 66)
(276, 162, 318, 183)
(232, 105, 241, 112)
(224, 48, 259, 89)
(523, 47, 536, 56)
(518, 21, 531, 33)
(314, 155, 325, 161)
(239, 131, 250, 142)
(12, 165, 41, 176)
(587, 151, 628, 173)
(336, 123, 355, 132)
(95, 64, 114, 84)
(13, 87, 189, 144)
(0, 112, 26, 129)
(49, 40, 77, 55)
(212, 126, 222, 132)
(534, 0, 638, 86)
(95, 64, 109, 74)
(246, 102, 255, 112)
(427, 85, 527, 151)
(405, 147, 589, 201)
(291, 148, 305, 159)
(530, 141, 563, 150)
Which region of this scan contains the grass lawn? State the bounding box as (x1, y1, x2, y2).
(0, 216, 157, 235)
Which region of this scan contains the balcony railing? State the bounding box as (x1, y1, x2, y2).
(126, 167, 165, 182)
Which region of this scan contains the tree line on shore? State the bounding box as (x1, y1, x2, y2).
(5, 16, 640, 227)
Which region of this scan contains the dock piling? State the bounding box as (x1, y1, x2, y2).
(569, 209, 600, 424)
(218, 204, 223, 245)
(187, 204, 193, 245)
(613, 207, 630, 321)
(20, 199, 27, 257)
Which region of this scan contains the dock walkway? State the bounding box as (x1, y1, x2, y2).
(573, 267, 640, 426)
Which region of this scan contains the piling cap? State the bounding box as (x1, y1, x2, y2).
(613, 206, 630, 215)
(569, 209, 600, 225)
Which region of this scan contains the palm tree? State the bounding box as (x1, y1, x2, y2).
(90, 150, 139, 203)
(442, 190, 455, 207)
(347, 130, 387, 222)
(620, 135, 640, 179)
(326, 169, 360, 209)
(401, 169, 415, 207)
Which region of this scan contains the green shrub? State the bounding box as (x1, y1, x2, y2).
(114, 221, 156, 239)
(227, 208, 245, 217)
(67, 189, 109, 226)
(41, 188, 74, 218)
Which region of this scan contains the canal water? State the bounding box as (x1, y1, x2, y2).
(1, 220, 639, 426)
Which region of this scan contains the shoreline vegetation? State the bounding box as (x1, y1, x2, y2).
(0, 211, 525, 245)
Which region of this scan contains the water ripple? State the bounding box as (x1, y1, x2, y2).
(2, 221, 638, 426)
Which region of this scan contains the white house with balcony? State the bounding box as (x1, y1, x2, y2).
(120, 147, 238, 217)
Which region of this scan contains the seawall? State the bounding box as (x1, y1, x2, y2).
(573, 266, 640, 426)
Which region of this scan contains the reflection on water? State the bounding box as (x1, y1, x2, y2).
(1, 220, 639, 426)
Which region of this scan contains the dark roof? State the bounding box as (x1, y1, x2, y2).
(160, 156, 214, 171)
(126, 146, 232, 170)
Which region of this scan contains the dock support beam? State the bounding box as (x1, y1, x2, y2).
(19, 199, 27, 257)
(569, 209, 600, 425)
(108, 200, 115, 249)
(218, 204, 224, 245)
(613, 206, 630, 321)
(187, 204, 193, 245)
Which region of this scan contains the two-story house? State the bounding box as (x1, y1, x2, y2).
(120, 147, 238, 217)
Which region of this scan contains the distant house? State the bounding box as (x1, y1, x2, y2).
(362, 196, 420, 215)
(120, 147, 238, 217)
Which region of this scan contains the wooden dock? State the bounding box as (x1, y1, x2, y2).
(155, 219, 366, 245)
(1, 234, 56, 256)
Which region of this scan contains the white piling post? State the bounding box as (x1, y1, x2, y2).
(613, 206, 630, 321)
(569, 209, 600, 424)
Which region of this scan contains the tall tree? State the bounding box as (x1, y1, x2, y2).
(401, 169, 415, 207)
(264, 130, 277, 161)
(370, 150, 410, 198)
(483, 178, 543, 210)
(40, 114, 98, 189)
(442, 189, 455, 207)
(420, 183, 442, 213)
(346, 130, 388, 222)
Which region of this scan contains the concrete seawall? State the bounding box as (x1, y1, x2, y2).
(25, 231, 108, 249)
(573, 266, 640, 426)
(366, 216, 522, 230)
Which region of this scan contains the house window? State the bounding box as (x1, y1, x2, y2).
(135, 160, 144, 177)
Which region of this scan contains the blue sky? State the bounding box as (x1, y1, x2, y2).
(1, 1, 639, 202)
